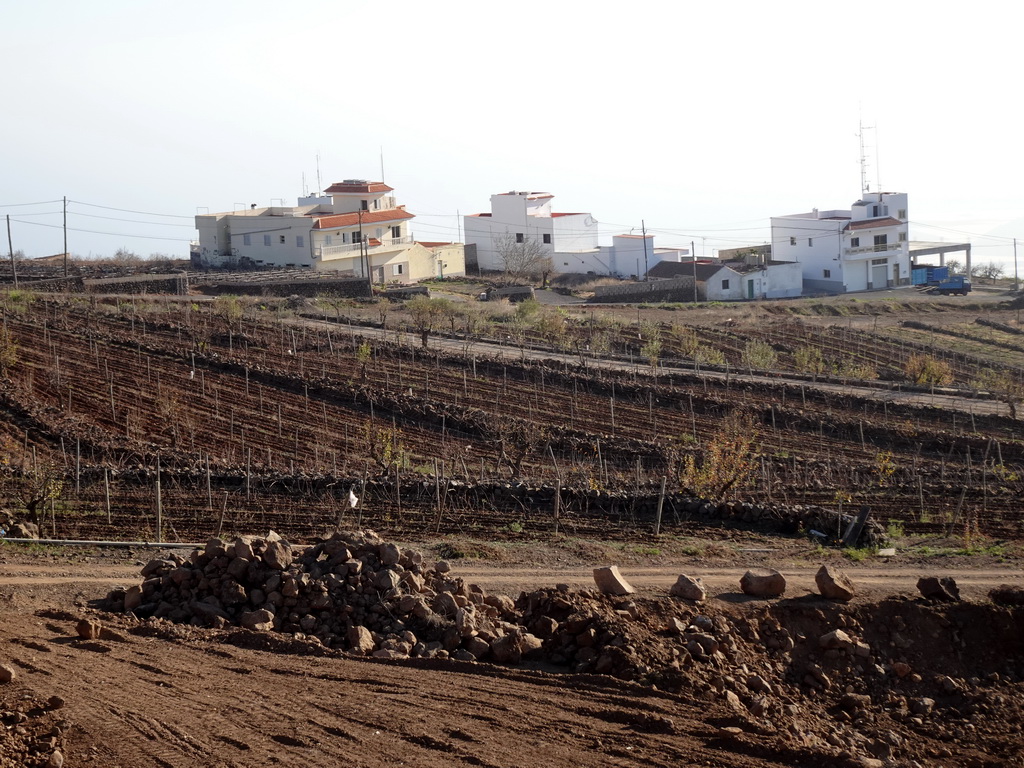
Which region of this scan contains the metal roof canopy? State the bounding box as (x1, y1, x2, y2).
(909, 240, 972, 273)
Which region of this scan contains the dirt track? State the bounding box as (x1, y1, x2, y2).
(3, 559, 1022, 599)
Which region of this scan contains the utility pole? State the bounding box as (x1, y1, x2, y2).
(691, 240, 697, 303)
(1015, 238, 1019, 291)
(641, 219, 649, 281)
(62, 196, 68, 276)
(357, 208, 371, 291)
(6, 215, 17, 288)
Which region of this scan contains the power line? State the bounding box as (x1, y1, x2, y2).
(0, 199, 63, 208)
(68, 199, 194, 219)
(9, 218, 192, 242)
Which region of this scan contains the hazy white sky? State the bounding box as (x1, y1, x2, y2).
(3, 1, 1021, 270)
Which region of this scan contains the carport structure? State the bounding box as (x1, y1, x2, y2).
(910, 240, 972, 275)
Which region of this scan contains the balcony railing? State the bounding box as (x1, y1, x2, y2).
(844, 243, 901, 256)
(317, 235, 412, 259)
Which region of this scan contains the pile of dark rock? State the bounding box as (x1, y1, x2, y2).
(103, 530, 544, 665)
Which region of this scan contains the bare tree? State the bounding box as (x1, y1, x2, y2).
(979, 262, 1005, 283)
(494, 232, 554, 284)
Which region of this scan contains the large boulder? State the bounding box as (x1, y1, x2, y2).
(815, 565, 855, 601)
(593, 565, 635, 596)
(669, 574, 706, 602)
(740, 569, 786, 598)
(917, 576, 960, 602)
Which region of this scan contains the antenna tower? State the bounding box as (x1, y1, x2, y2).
(858, 121, 878, 195)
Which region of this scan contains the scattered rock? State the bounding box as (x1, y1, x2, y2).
(348, 625, 375, 655)
(0, 663, 15, 683)
(917, 576, 960, 602)
(815, 565, 855, 601)
(740, 569, 786, 598)
(46, 750, 64, 768)
(819, 629, 854, 651)
(593, 565, 635, 596)
(669, 574, 706, 602)
(989, 584, 1024, 606)
(76, 618, 102, 640)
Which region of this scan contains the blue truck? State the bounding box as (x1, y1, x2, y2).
(927, 275, 972, 295)
(911, 265, 949, 286)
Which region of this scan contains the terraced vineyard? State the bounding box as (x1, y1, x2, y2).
(0, 292, 1021, 543)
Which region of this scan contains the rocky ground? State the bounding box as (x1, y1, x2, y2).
(1, 533, 1023, 767)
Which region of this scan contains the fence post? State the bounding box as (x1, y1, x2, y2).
(654, 477, 667, 535)
(104, 468, 111, 525)
(155, 455, 163, 544)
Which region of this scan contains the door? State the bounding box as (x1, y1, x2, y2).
(747, 279, 755, 299)
(871, 264, 887, 289)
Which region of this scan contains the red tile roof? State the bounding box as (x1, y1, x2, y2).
(845, 217, 904, 231)
(551, 212, 586, 218)
(324, 180, 394, 194)
(311, 207, 414, 229)
(417, 241, 456, 248)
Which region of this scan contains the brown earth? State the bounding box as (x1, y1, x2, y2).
(2, 539, 1024, 768)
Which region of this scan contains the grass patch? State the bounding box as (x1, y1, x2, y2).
(841, 547, 874, 562)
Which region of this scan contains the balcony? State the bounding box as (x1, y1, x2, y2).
(843, 243, 901, 256)
(317, 235, 412, 259)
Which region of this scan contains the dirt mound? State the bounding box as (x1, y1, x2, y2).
(98, 531, 1024, 765)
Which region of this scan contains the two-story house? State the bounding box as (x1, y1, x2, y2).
(464, 191, 686, 278)
(194, 180, 464, 282)
(770, 191, 910, 294)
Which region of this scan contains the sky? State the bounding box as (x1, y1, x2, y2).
(2, 1, 1022, 273)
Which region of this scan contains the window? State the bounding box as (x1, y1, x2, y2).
(721, 279, 730, 290)
(872, 205, 880, 217)
(393, 264, 404, 276)
(515, 233, 524, 244)
(279, 235, 286, 244)
(352, 231, 362, 243)
(296, 235, 304, 248)
(823, 269, 831, 278)
(391, 226, 401, 239)
(263, 235, 271, 246)
(243, 234, 251, 246)
(324, 235, 332, 245)
(542, 233, 551, 244)
(850, 237, 860, 247)
(373, 199, 380, 210)
(898, 232, 907, 242)
(341, 232, 349, 244)
(871, 257, 888, 265)
(360, 200, 368, 211)
(873, 234, 887, 251)
(789, 237, 796, 246)
(807, 238, 813, 246)
(897, 208, 906, 219)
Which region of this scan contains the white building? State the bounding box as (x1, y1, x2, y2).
(733, 261, 804, 300)
(464, 191, 686, 278)
(770, 192, 910, 294)
(193, 180, 463, 282)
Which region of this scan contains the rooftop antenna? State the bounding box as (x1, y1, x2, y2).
(380, 146, 385, 184)
(316, 151, 322, 195)
(857, 119, 877, 195)
(302, 172, 308, 197)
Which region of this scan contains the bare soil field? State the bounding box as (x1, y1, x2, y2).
(1, 286, 1023, 766)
